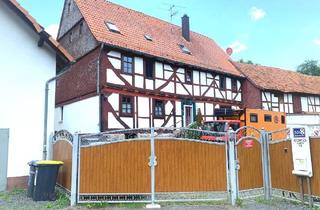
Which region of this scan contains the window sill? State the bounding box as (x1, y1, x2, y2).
(119, 114, 134, 118)
(121, 71, 134, 76)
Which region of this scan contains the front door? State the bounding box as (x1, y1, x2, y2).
(0, 129, 9, 191)
(184, 105, 194, 127)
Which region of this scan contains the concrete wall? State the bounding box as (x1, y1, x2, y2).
(287, 114, 320, 126)
(287, 114, 320, 137)
(55, 96, 100, 134)
(0, 2, 56, 179)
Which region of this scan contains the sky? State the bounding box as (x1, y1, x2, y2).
(17, 0, 320, 71)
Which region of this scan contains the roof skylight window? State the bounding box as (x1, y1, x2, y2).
(178, 44, 191, 54)
(144, 34, 153, 41)
(105, 21, 120, 33)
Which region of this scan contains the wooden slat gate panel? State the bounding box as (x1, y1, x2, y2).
(237, 141, 263, 190)
(270, 138, 320, 197)
(269, 141, 299, 192)
(155, 140, 227, 192)
(79, 140, 151, 194)
(310, 139, 320, 196)
(53, 140, 72, 191)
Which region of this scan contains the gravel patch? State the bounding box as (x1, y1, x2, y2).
(0, 190, 311, 210)
(0, 189, 68, 210)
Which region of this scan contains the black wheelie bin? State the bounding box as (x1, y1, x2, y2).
(27, 160, 63, 201)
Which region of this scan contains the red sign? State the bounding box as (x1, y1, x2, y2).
(226, 47, 233, 56)
(243, 139, 254, 148)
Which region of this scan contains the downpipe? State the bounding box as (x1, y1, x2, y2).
(42, 62, 74, 160)
(97, 43, 105, 132)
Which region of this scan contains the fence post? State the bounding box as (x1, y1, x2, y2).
(261, 129, 272, 200)
(228, 128, 238, 206)
(70, 134, 80, 206)
(146, 127, 160, 209)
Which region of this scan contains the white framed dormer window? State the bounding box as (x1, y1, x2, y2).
(178, 44, 191, 54)
(144, 34, 153, 41)
(105, 21, 120, 33)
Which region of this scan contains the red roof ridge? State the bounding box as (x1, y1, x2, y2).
(233, 61, 320, 79)
(233, 61, 294, 73)
(100, 0, 215, 41)
(79, 0, 218, 45)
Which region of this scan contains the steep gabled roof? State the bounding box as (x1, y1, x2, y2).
(4, 0, 74, 62)
(73, 0, 241, 77)
(233, 62, 320, 95)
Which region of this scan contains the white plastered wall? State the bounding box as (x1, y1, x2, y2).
(0, 2, 56, 177)
(55, 96, 100, 134)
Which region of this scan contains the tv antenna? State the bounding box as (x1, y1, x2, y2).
(161, 3, 185, 22)
(169, 5, 179, 22)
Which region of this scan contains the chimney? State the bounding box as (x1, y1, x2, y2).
(182, 14, 190, 41)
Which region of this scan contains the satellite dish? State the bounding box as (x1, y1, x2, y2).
(226, 47, 233, 56)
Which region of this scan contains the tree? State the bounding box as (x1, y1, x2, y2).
(297, 60, 320, 76)
(195, 108, 203, 127)
(239, 59, 254, 65)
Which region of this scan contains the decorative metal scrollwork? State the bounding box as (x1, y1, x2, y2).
(53, 130, 73, 144)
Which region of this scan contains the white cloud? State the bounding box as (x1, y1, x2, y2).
(314, 39, 320, 45)
(45, 24, 59, 39)
(250, 7, 266, 21)
(229, 41, 248, 54)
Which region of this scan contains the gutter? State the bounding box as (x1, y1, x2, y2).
(43, 62, 74, 160)
(97, 43, 105, 132)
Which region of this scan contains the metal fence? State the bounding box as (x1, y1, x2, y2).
(51, 127, 320, 207)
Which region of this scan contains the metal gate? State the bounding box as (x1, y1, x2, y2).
(0, 129, 9, 191)
(227, 126, 271, 205)
(69, 127, 229, 205)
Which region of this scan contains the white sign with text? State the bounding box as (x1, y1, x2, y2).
(290, 127, 313, 177)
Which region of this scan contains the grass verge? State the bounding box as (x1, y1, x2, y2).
(236, 198, 245, 208)
(45, 191, 69, 209)
(255, 196, 277, 206)
(81, 202, 145, 209)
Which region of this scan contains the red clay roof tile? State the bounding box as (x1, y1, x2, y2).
(233, 62, 320, 95)
(73, 0, 241, 76)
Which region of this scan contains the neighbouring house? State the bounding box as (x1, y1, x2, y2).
(233, 62, 320, 114)
(0, 0, 73, 190)
(54, 0, 244, 133)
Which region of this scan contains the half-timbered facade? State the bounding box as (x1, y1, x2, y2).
(55, 0, 244, 133)
(233, 62, 320, 114)
(102, 50, 242, 130)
